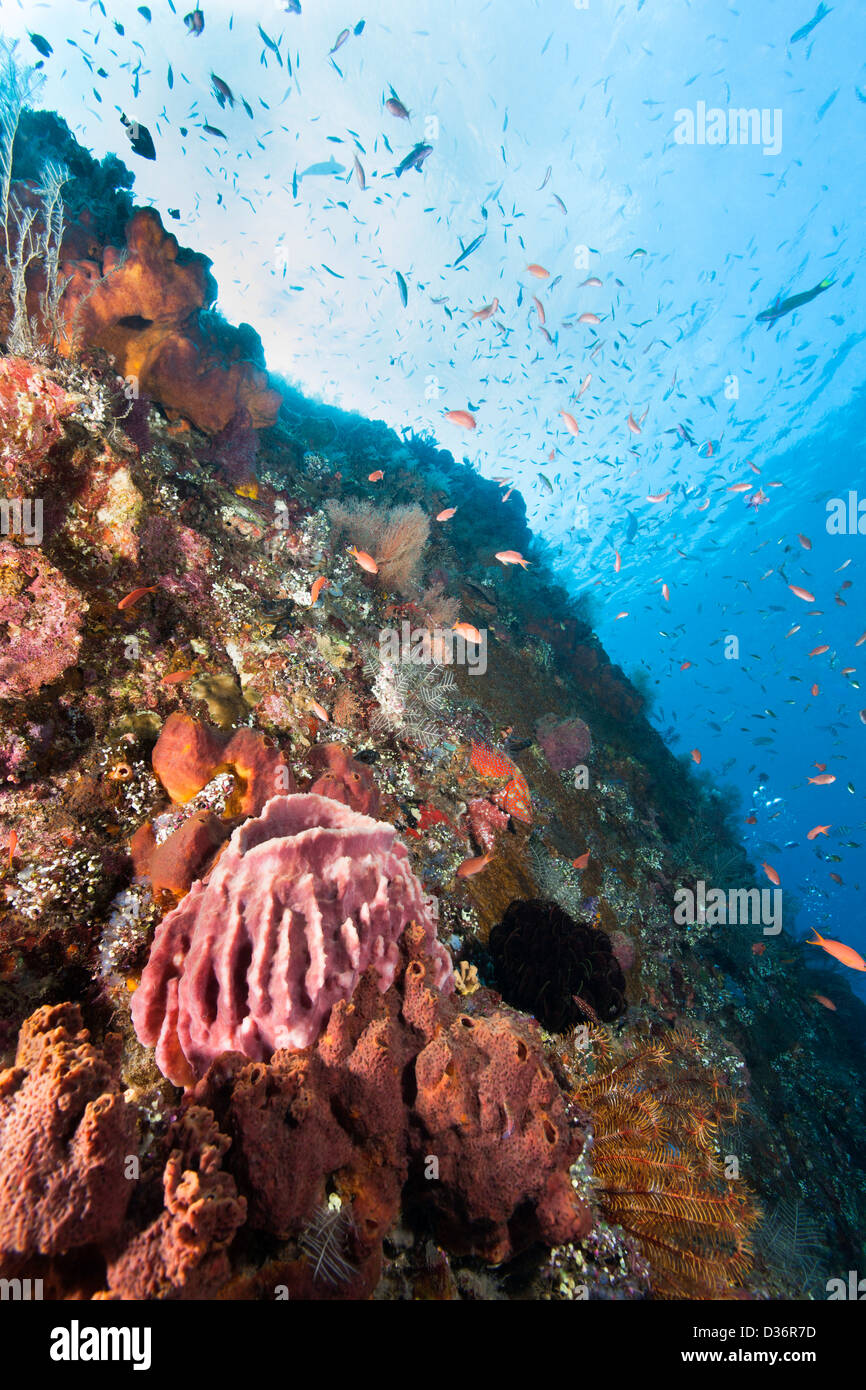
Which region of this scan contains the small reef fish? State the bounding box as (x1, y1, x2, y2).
(756, 276, 834, 324)
(184, 7, 205, 36)
(29, 33, 53, 58)
(310, 576, 330, 605)
(691, 748, 702, 764)
(8, 828, 17, 870)
(436, 507, 457, 521)
(457, 850, 494, 878)
(495, 550, 530, 568)
(472, 299, 499, 321)
(578, 312, 600, 325)
(452, 233, 486, 268)
(789, 585, 816, 602)
(385, 93, 411, 120)
(368, 469, 384, 481)
(211, 74, 235, 108)
(453, 622, 483, 645)
(572, 851, 590, 870)
(118, 585, 158, 610)
(791, 3, 831, 45)
(162, 669, 197, 685)
(526, 264, 549, 279)
(120, 113, 156, 161)
(807, 773, 835, 784)
(761, 861, 781, 886)
(310, 701, 330, 723)
(444, 410, 477, 429)
(812, 994, 837, 1011)
(349, 547, 378, 574)
(807, 825, 831, 839)
(809, 645, 830, 657)
(560, 410, 580, 436)
(395, 143, 433, 177)
(807, 930, 866, 972)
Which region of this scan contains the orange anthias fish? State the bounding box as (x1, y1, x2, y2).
(349, 546, 379, 574)
(444, 409, 477, 429)
(806, 930, 866, 972)
(472, 298, 499, 321)
(809, 645, 830, 657)
(368, 469, 384, 481)
(118, 584, 158, 611)
(807, 825, 831, 839)
(436, 507, 457, 521)
(495, 550, 530, 569)
(453, 622, 483, 645)
(7, 828, 17, 870)
(162, 668, 197, 684)
(572, 850, 590, 870)
(526, 263, 549, 278)
(310, 576, 330, 605)
(311, 700, 330, 723)
(691, 748, 702, 764)
(788, 584, 815, 603)
(812, 993, 836, 1011)
(456, 850, 494, 879)
(578, 311, 600, 325)
(807, 773, 835, 785)
(560, 409, 580, 436)
(761, 861, 780, 886)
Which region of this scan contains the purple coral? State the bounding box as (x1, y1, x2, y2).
(0, 543, 86, 700)
(535, 714, 592, 773)
(132, 793, 453, 1086)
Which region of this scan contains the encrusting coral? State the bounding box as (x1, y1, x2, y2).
(0, 1003, 135, 1259)
(0, 541, 86, 699)
(105, 1107, 246, 1301)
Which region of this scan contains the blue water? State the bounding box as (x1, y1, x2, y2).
(8, 0, 864, 991)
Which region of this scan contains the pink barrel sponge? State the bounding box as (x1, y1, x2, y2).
(132, 793, 452, 1086)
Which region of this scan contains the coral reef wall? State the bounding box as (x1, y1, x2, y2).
(1, 111, 864, 1302)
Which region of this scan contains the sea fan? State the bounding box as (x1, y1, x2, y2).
(570, 1025, 759, 1299)
(325, 498, 430, 595)
(299, 1202, 357, 1287)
